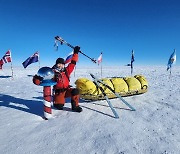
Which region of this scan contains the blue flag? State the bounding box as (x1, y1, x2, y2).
(131, 50, 135, 67)
(130, 50, 135, 75)
(167, 50, 176, 71)
(22, 52, 39, 68)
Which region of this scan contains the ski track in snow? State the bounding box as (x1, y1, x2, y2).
(0, 66, 180, 154)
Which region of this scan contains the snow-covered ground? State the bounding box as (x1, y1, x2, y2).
(0, 66, 180, 154)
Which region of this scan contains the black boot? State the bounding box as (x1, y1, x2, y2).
(72, 106, 83, 112)
(54, 104, 64, 110)
(71, 100, 82, 112)
(71, 89, 82, 112)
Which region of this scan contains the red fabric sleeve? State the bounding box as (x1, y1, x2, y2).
(71, 53, 78, 62)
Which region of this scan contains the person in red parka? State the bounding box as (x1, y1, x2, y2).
(33, 46, 82, 112)
(52, 46, 82, 112)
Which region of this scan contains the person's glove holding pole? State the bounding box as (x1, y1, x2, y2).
(74, 46, 80, 54)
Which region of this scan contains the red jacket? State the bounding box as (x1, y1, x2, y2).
(53, 53, 78, 89)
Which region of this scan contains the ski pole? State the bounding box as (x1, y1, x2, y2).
(91, 74, 119, 119)
(55, 36, 97, 63)
(90, 73, 136, 111)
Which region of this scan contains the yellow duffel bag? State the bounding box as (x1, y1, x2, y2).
(75, 78, 100, 95)
(75, 75, 148, 100)
(123, 77, 142, 91)
(98, 78, 114, 94)
(134, 75, 148, 90)
(110, 78, 128, 93)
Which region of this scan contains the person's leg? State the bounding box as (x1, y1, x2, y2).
(65, 88, 82, 112)
(53, 90, 65, 110)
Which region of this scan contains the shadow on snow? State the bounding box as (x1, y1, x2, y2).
(0, 94, 130, 118)
(0, 94, 44, 117)
(0, 94, 85, 117)
(0, 75, 12, 78)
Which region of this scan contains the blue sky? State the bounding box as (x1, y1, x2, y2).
(0, 0, 179, 67)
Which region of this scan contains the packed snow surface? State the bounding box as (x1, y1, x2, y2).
(0, 66, 180, 154)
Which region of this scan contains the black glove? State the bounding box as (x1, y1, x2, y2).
(74, 46, 80, 54)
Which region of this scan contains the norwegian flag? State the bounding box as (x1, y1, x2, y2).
(1, 50, 12, 64)
(97, 52, 102, 65)
(0, 59, 3, 69)
(0, 50, 12, 69)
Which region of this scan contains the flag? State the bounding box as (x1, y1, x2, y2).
(0, 59, 3, 69)
(64, 51, 73, 64)
(1, 50, 12, 64)
(0, 50, 12, 69)
(0, 50, 13, 77)
(167, 50, 176, 71)
(97, 52, 102, 65)
(130, 50, 135, 75)
(131, 50, 135, 66)
(22, 52, 39, 68)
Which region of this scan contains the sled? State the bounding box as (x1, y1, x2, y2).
(75, 74, 148, 101)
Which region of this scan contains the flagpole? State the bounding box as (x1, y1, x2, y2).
(38, 52, 40, 68)
(9, 49, 14, 79)
(38, 61, 40, 69)
(11, 61, 14, 79)
(97, 52, 103, 78)
(169, 67, 172, 79)
(38, 51, 40, 69)
(74, 66, 76, 77)
(101, 62, 102, 78)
